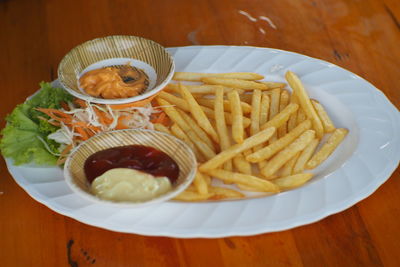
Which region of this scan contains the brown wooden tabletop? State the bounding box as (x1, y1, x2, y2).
(1, 0, 399, 266)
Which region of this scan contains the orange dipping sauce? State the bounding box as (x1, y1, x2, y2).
(79, 66, 149, 99)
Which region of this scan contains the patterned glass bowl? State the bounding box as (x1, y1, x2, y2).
(57, 35, 175, 105)
(63, 129, 197, 208)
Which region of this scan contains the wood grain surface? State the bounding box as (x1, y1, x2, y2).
(1, 0, 399, 266)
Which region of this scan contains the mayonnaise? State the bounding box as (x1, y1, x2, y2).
(91, 168, 172, 202)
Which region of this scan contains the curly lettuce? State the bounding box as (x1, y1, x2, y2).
(0, 82, 73, 165)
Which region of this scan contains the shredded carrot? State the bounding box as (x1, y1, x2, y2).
(37, 116, 61, 127)
(56, 144, 73, 165)
(36, 108, 73, 124)
(74, 127, 89, 140)
(115, 115, 132, 129)
(109, 94, 157, 110)
(60, 102, 70, 111)
(60, 144, 73, 157)
(94, 107, 113, 125)
(70, 121, 100, 132)
(152, 111, 168, 125)
(74, 98, 87, 108)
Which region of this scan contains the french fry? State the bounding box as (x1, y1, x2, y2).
(153, 123, 172, 135)
(280, 152, 300, 177)
(170, 123, 204, 162)
(239, 93, 253, 104)
(233, 154, 252, 174)
(162, 70, 348, 202)
(306, 128, 348, 169)
(237, 184, 267, 192)
(214, 86, 232, 171)
(285, 71, 324, 138)
(203, 173, 212, 186)
(250, 89, 262, 136)
(165, 83, 243, 95)
(177, 109, 215, 151)
(312, 99, 336, 133)
(208, 186, 245, 199)
(202, 77, 268, 90)
(269, 88, 281, 120)
(287, 93, 298, 131)
(193, 170, 209, 195)
(179, 84, 219, 143)
(156, 98, 216, 160)
(293, 138, 319, 174)
(273, 173, 314, 190)
(197, 98, 252, 114)
(257, 93, 270, 169)
(261, 103, 299, 130)
(173, 191, 213, 201)
(268, 88, 281, 142)
(206, 169, 280, 192)
(199, 127, 276, 172)
(248, 120, 312, 163)
(173, 72, 264, 81)
(260, 93, 270, 126)
(261, 130, 316, 178)
(277, 89, 290, 138)
(297, 108, 307, 125)
(157, 91, 251, 127)
(259, 81, 287, 89)
(228, 90, 244, 143)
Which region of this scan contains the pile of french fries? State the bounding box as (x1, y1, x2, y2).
(153, 71, 348, 201)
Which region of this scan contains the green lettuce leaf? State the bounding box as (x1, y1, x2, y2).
(1, 82, 73, 165)
(1, 125, 57, 165)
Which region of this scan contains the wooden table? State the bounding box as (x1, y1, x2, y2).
(1, 0, 399, 266)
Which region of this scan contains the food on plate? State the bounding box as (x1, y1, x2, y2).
(199, 127, 276, 172)
(293, 138, 319, 174)
(201, 77, 269, 90)
(305, 128, 348, 169)
(247, 120, 312, 162)
(0, 82, 72, 165)
(228, 89, 244, 143)
(173, 72, 264, 81)
(193, 170, 209, 195)
(84, 145, 179, 184)
(232, 154, 252, 175)
(214, 86, 233, 171)
(196, 97, 252, 114)
(268, 88, 281, 142)
(1, 70, 349, 202)
(261, 130, 316, 178)
(179, 84, 219, 143)
(79, 65, 149, 99)
(311, 99, 336, 133)
(156, 98, 216, 160)
(285, 71, 324, 138)
(278, 90, 290, 138)
(178, 109, 215, 151)
(250, 89, 262, 137)
(206, 169, 279, 192)
(273, 173, 314, 190)
(173, 190, 213, 201)
(157, 91, 251, 127)
(260, 103, 299, 130)
(280, 152, 300, 177)
(91, 168, 172, 202)
(165, 83, 244, 95)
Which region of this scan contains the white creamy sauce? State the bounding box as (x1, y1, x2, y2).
(91, 168, 172, 202)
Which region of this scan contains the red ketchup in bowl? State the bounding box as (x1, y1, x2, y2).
(84, 145, 180, 184)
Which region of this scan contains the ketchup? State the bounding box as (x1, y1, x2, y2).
(84, 145, 180, 184)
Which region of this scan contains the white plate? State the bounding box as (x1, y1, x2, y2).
(6, 46, 400, 238)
